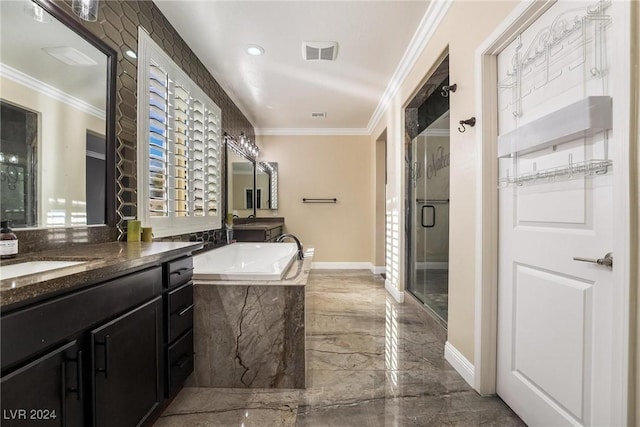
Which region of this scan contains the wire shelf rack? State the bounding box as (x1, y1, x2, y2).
(498, 158, 612, 187)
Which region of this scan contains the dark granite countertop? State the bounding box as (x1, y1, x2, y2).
(232, 222, 284, 231)
(0, 241, 203, 312)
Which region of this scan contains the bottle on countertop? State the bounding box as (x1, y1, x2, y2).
(1, 220, 18, 259)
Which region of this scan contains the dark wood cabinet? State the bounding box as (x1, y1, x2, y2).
(167, 330, 193, 395)
(91, 297, 162, 427)
(1, 340, 84, 427)
(234, 223, 283, 242)
(1, 253, 196, 427)
(164, 257, 194, 397)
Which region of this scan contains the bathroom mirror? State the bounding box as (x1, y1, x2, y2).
(256, 161, 278, 212)
(226, 147, 255, 218)
(0, 0, 116, 228)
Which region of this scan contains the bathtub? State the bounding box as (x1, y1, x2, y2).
(192, 242, 298, 281)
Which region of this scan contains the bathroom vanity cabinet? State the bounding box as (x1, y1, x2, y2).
(91, 296, 163, 427)
(165, 257, 195, 396)
(1, 340, 85, 427)
(0, 243, 199, 427)
(233, 222, 284, 242)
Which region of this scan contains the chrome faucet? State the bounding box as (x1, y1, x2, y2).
(276, 234, 304, 260)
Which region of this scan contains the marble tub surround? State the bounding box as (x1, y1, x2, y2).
(157, 270, 523, 426)
(190, 283, 305, 389)
(0, 241, 202, 310)
(189, 250, 312, 389)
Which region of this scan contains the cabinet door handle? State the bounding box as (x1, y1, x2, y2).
(176, 304, 194, 317)
(171, 267, 194, 276)
(60, 362, 67, 427)
(172, 353, 192, 369)
(95, 335, 110, 379)
(64, 350, 83, 401)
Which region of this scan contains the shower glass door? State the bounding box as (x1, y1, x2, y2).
(407, 111, 450, 323)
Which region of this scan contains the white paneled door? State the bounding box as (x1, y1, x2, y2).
(496, 1, 625, 425)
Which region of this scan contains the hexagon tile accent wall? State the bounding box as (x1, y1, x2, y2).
(56, 0, 255, 243)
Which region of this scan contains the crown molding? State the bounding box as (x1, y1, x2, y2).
(255, 127, 370, 136)
(366, 0, 453, 135)
(0, 63, 106, 120)
(422, 129, 450, 137)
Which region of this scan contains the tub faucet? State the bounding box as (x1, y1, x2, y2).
(276, 234, 304, 260)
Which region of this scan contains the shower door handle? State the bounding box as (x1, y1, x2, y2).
(421, 205, 435, 228)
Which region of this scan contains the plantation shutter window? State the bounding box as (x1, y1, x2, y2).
(137, 29, 222, 236)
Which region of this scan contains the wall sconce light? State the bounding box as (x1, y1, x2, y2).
(224, 132, 260, 161)
(0, 152, 19, 164)
(72, 0, 99, 22)
(25, 2, 52, 23)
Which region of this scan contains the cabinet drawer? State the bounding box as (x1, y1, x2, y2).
(168, 282, 193, 343)
(1, 266, 162, 371)
(167, 329, 193, 396)
(167, 257, 194, 289)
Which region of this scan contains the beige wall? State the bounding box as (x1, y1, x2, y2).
(374, 132, 386, 267)
(256, 135, 372, 263)
(256, 171, 270, 209)
(1, 77, 105, 227)
(231, 170, 253, 212)
(227, 151, 253, 218)
(370, 1, 518, 361)
(634, 1, 639, 424)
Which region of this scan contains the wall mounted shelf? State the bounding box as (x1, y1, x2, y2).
(497, 96, 612, 158)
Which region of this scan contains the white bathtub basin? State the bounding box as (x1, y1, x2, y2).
(0, 260, 87, 280)
(193, 242, 298, 281)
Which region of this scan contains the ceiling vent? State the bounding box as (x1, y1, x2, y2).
(302, 41, 338, 61)
(42, 47, 97, 66)
(311, 112, 327, 118)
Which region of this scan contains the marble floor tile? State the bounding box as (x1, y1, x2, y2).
(157, 270, 524, 427)
(157, 388, 300, 427)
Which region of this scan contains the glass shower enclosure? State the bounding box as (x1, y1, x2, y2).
(405, 57, 451, 325)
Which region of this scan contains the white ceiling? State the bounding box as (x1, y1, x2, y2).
(153, 0, 431, 133)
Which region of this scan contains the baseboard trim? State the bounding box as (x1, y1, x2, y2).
(370, 265, 385, 275)
(310, 262, 387, 274)
(385, 279, 404, 303)
(444, 341, 475, 387)
(311, 262, 372, 270)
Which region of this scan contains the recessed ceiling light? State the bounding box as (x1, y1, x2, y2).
(125, 50, 137, 59)
(246, 45, 265, 56)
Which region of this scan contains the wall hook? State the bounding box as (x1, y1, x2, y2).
(441, 83, 457, 97)
(458, 117, 476, 133)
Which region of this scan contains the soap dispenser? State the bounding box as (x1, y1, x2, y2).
(1, 220, 18, 259)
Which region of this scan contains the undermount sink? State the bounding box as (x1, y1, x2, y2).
(0, 260, 87, 281)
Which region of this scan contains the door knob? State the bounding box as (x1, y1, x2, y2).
(573, 252, 613, 268)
